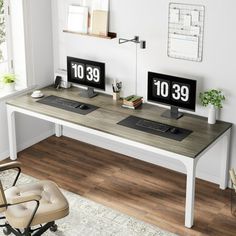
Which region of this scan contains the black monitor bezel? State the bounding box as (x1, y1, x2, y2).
(67, 56, 105, 91)
(147, 71, 197, 111)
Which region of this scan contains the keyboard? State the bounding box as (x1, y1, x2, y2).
(52, 98, 80, 108)
(136, 119, 170, 133)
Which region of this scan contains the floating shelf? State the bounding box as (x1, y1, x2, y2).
(63, 30, 117, 39)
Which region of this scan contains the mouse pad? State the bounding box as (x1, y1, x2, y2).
(117, 116, 192, 141)
(37, 95, 98, 115)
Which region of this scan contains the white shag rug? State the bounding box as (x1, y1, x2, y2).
(0, 170, 177, 236)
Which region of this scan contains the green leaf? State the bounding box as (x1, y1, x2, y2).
(1, 73, 16, 84)
(199, 89, 225, 109)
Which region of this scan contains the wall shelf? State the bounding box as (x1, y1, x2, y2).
(63, 30, 117, 39)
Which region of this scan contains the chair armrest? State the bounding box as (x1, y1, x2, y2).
(0, 162, 21, 186)
(0, 161, 21, 172)
(8, 194, 41, 205)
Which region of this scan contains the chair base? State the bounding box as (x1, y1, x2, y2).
(2, 221, 57, 236)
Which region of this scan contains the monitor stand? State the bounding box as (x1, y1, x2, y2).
(161, 106, 183, 119)
(79, 87, 98, 98)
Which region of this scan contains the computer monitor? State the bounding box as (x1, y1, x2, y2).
(67, 56, 105, 98)
(147, 72, 196, 119)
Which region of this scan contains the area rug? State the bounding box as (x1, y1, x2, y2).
(0, 170, 177, 236)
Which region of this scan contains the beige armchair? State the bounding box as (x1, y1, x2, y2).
(0, 161, 69, 236)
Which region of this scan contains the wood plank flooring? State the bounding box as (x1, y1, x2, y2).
(4, 136, 236, 236)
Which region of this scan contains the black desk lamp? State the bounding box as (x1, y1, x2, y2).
(119, 36, 146, 49)
(118, 36, 146, 95)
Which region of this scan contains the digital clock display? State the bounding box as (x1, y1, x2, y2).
(67, 57, 105, 90)
(148, 72, 196, 111)
(152, 78, 190, 103)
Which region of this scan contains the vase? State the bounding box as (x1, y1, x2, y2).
(208, 104, 216, 124)
(4, 82, 15, 92)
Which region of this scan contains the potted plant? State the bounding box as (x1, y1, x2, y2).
(199, 89, 225, 124)
(1, 73, 16, 92)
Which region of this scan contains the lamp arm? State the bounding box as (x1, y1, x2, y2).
(118, 36, 146, 49)
(119, 38, 132, 44)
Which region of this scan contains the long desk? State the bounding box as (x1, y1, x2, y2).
(6, 86, 232, 228)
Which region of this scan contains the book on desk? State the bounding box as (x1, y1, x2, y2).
(122, 95, 143, 109)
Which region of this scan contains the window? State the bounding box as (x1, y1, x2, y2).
(0, 0, 28, 96)
(0, 0, 13, 93)
(0, 0, 13, 75)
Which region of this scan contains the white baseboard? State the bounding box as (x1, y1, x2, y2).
(0, 129, 54, 161)
(196, 171, 219, 184)
(63, 127, 220, 185)
(0, 150, 10, 161)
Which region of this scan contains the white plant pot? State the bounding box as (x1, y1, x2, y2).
(208, 104, 216, 124)
(4, 82, 15, 92)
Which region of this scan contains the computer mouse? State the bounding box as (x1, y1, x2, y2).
(79, 104, 89, 110)
(170, 127, 179, 134)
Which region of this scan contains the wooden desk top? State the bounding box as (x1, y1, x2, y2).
(7, 86, 232, 158)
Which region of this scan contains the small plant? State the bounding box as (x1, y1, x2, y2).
(1, 73, 16, 84)
(199, 89, 225, 109)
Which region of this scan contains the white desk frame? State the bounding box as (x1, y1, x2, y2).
(7, 104, 231, 228)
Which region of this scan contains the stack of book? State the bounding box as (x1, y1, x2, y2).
(122, 95, 143, 109)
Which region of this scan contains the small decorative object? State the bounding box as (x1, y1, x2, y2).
(199, 89, 225, 124)
(1, 73, 16, 92)
(112, 81, 122, 101)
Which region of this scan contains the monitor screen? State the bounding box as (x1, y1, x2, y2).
(67, 56, 105, 91)
(148, 72, 196, 118)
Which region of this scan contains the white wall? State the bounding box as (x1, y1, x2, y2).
(52, 0, 236, 184)
(0, 0, 54, 160)
(27, 0, 54, 87)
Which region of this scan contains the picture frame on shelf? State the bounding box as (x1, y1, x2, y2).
(67, 5, 88, 34)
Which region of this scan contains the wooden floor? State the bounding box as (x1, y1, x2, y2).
(5, 136, 236, 236)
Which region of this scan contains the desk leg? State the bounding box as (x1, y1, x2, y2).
(220, 128, 231, 189)
(55, 124, 62, 137)
(185, 159, 197, 228)
(7, 107, 17, 160)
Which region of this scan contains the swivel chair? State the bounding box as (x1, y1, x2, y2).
(0, 161, 69, 236)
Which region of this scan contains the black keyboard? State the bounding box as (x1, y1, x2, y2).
(136, 120, 170, 133)
(52, 98, 80, 108)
